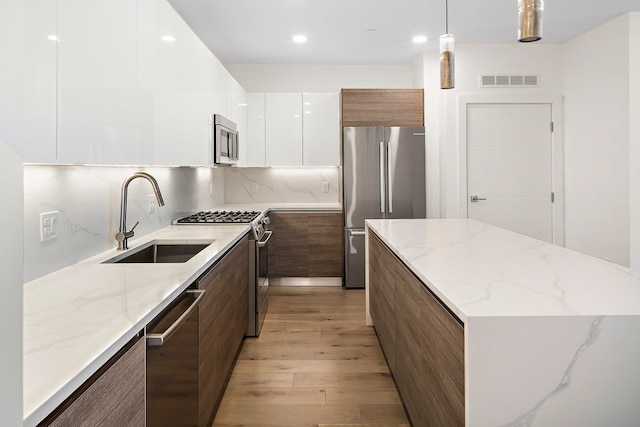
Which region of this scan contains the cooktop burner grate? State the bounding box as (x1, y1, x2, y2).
(175, 210, 261, 224)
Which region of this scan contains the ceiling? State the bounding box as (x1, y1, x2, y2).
(168, 0, 639, 65)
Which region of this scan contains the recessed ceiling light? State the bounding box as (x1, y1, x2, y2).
(412, 35, 428, 44)
(161, 35, 176, 42)
(47, 35, 59, 42)
(292, 34, 308, 43)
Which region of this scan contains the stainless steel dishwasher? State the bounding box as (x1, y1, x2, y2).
(146, 288, 205, 427)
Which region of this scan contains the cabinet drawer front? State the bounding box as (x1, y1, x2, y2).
(45, 337, 145, 427)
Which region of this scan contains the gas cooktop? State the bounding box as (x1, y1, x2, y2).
(174, 210, 262, 224)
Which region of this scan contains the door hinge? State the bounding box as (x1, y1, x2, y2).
(551, 192, 555, 203)
(550, 122, 554, 132)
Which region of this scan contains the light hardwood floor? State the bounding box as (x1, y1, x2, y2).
(212, 286, 410, 427)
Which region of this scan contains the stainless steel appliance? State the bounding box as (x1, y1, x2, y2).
(173, 210, 271, 336)
(212, 114, 239, 165)
(343, 126, 426, 288)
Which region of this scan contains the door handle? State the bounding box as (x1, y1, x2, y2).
(470, 196, 487, 202)
(257, 230, 272, 248)
(379, 141, 385, 214)
(387, 142, 393, 214)
(147, 289, 205, 347)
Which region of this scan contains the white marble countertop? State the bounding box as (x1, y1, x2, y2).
(23, 202, 342, 425)
(366, 219, 640, 322)
(23, 224, 250, 426)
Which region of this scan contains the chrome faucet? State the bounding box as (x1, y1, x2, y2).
(116, 172, 165, 250)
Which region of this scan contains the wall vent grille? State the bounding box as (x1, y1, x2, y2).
(479, 75, 539, 87)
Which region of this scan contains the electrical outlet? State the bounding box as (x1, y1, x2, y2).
(322, 182, 329, 193)
(251, 182, 259, 193)
(40, 211, 58, 242)
(148, 194, 156, 214)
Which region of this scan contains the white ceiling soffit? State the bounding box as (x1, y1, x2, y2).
(167, 0, 640, 65)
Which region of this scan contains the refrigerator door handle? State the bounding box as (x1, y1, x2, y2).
(379, 141, 386, 214)
(387, 142, 393, 214)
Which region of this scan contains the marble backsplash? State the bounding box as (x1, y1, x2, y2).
(23, 165, 225, 282)
(224, 167, 340, 204)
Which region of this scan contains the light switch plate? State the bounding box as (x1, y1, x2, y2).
(251, 182, 259, 193)
(322, 182, 329, 193)
(40, 211, 58, 242)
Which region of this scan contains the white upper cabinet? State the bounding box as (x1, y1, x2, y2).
(23, 0, 58, 163)
(57, 0, 148, 165)
(302, 92, 340, 166)
(247, 92, 340, 167)
(24, 0, 246, 166)
(244, 93, 266, 167)
(265, 93, 303, 166)
(139, 0, 216, 166)
(230, 81, 248, 166)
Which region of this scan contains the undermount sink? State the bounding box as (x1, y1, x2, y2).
(103, 240, 214, 264)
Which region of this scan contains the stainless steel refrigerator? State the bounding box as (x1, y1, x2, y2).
(343, 126, 426, 288)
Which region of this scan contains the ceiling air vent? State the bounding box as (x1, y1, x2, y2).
(479, 75, 539, 88)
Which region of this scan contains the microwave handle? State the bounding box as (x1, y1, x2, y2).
(234, 132, 239, 160)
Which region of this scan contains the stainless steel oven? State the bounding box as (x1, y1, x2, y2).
(212, 114, 238, 165)
(173, 210, 271, 337)
(251, 228, 271, 336)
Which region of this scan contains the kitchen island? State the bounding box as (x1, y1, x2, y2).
(365, 219, 640, 426)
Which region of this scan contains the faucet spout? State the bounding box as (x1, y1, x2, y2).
(116, 172, 165, 250)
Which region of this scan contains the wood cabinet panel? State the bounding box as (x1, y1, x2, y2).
(44, 336, 145, 427)
(368, 230, 464, 426)
(146, 294, 200, 427)
(269, 212, 309, 276)
(268, 212, 343, 278)
(368, 233, 396, 371)
(308, 213, 343, 276)
(341, 89, 424, 127)
(197, 236, 248, 427)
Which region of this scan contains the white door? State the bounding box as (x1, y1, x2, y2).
(467, 103, 553, 242)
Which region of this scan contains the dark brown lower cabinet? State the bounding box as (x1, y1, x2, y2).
(268, 211, 343, 278)
(368, 231, 464, 426)
(368, 230, 397, 371)
(197, 235, 249, 427)
(40, 335, 145, 427)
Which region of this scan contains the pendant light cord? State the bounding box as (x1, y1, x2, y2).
(445, 0, 449, 34)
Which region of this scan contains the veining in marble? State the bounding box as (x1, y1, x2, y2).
(367, 219, 640, 320)
(23, 165, 225, 281)
(23, 224, 249, 426)
(224, 167, 339, 204)
(366, 219, 640, 426)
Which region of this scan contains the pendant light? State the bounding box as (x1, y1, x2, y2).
(440, 0, 454, 89)
(518, 0, 543, 42)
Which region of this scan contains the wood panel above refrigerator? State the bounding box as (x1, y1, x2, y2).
(340, 89, 424, 127)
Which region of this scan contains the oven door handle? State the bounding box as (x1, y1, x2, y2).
(257, 230, 272, 248)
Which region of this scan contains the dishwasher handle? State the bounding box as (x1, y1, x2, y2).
(147, 289, 205, 347)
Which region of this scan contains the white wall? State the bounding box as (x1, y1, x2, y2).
(421, 43, 564, 220)
(24, 166, 225, 282)
(0, 0, 24, 423)
(629, 13, 640, 275)
(225, 64, 416, 92)
(564, 14, 631, 266)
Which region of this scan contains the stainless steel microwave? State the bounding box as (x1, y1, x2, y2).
(211, 114, 238, 165)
